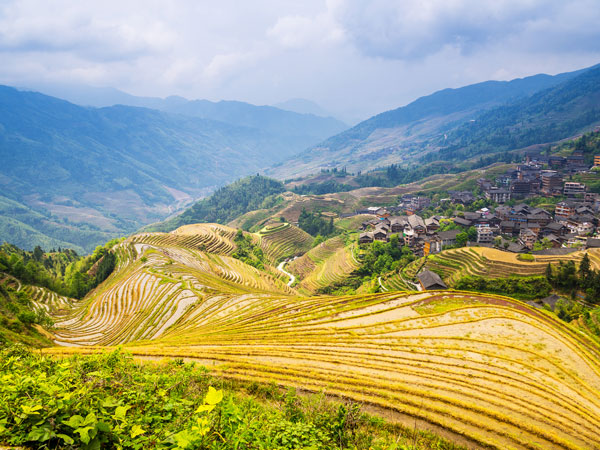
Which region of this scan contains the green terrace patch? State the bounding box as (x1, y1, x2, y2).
(411, 296, 487, 315)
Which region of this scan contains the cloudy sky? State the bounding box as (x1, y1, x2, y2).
(1, 0, 600, 122)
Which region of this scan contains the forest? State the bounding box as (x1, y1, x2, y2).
(0, 241, 118, 300)
(150, 175, 285, 232)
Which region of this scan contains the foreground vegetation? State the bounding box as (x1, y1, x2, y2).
(1, 346, 461, 450)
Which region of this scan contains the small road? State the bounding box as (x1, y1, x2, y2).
(277, 260, 296, 287)
(377, 277, 389, 292)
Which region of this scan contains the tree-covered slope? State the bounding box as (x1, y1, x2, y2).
(436, 66, 600, 161)
(0, 87, 309, 252)
(268, 64, 598, 178)
(147, 175, 286, 232)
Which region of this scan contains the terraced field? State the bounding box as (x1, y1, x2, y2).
(253, 222, 314, 263)
(405, 247, 594, 285)
(36, 224, 600, 450)
(49, 289, 600, 450)
(133, 223, 238, 255)
(50, 228, 294, 347)
(287, 236, 360, 293)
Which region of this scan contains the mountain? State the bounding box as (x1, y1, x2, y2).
(154, 97, 348, 150)
(25, 83, 348, 153)
(0, 87, 339, 252)
(268, 65, 597, 179)
(272, 98, 335, 118)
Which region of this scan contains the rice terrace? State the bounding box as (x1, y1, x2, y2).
(4, 6, 600, 449)
(19, 223, 598, 450)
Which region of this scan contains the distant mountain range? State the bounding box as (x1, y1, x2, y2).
(4, 63, 600, 253)
(268, 64, 600, 179)
(0, 87, 346, 252)
(24, 84, 347, 145)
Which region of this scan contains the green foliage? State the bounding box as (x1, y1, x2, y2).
(151, 176, 285, 232)
(232, 230, 265, 270)
(517, 253, 535, 262)
(0, 240, 119, 299)
(454, 275, 551, 300)
(0, 284, 53, 347)
(555, 298, 586, 322)
(356, 235, 415, 279)
(545, 257, 600, 305)
(0, 348, 459, 450)
(298, 209, 336, 237)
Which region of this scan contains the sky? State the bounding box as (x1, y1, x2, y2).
(1, 0, 600, 122)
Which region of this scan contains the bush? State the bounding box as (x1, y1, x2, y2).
(517, 253, 535, 261)
(454, 275, 551, 299)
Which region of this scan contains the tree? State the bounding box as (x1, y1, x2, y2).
(33, 246, 44, 261)
(579, 253, 591, 285)
(456, 232, 468, 247)
(545, 263, 553, 283)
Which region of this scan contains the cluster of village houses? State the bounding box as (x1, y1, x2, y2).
(357, 153, 600, 256)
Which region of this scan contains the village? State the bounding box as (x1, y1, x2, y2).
(356, 152, 600, 258)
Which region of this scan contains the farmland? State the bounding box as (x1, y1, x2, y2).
(287, 235, 360, 293)
(254, 222, 314, 263)
(401, 247, 597, 286)
(27, 224, 600, 450)
(2, 221, 596, 450)
(48, 287, 600, 450)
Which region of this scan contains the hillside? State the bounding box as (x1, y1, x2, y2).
(0, 221, 591, 449)
(37, 230, 600, 449)
(0, 88, 343, 252)
(147, 175, 286, 233)
(268, 64, 598, 179)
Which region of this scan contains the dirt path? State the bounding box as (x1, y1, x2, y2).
(277, 260, 296, 287)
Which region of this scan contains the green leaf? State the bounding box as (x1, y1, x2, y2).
(21, 404, 43, 415)
(26, 425, 53, 442)
(195, 404, 215, 413)
(57, 433, 75, 445)
(130, 424, 145, 438)
(64, 415, 84, 428)
(204, 386, 223, 405)
(101, 397, 119, 408)
(173, 429, 193, 448)
(96, 421, 111, 433)
(76, 426, 95, 445)
(82, 412, 97, 427)
(114, 405, 130, 420)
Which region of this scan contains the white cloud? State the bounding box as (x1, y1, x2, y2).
(0, 0, 599, 120)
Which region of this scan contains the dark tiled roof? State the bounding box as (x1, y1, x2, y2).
(453, 217, 472, 227)
(417, 270, 447, 290)
(438, 229, 461, 240)
(586, 238, 600, 248)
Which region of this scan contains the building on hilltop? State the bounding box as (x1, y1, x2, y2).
(485, 187, 511, 204)
(564, 182, 586, 197)
(519, 228, 537, 249)
(477, 226, 494, 244)
(359, 232, 374, 244)
(541, 171, 563, 194)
